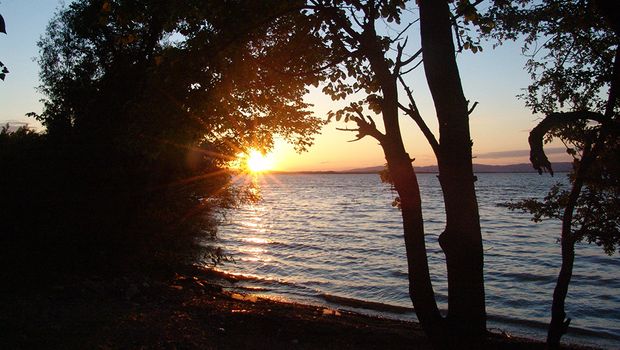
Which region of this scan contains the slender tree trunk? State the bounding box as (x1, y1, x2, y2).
(548, 41, 619, 348)
(384, 147, 446, 344)
(360, 34, 446, 345)
(419, 0, 486, 346)
(546, 223, 576, 349)
(546, 143, 595, 349)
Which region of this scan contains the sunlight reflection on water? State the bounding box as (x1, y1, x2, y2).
(211, 173, 620, 349)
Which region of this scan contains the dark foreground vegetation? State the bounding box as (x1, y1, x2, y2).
(0, 124, 232, 283)
(1, 0, 318, 282)
(0, 265, 601, 350)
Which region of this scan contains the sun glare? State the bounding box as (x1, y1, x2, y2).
(246, 149, 275, 173)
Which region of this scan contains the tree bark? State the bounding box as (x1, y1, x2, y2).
(419, 0, 487, 346)
(384, 145, 445, 346)
(361, 32, 446, 346)
(546, 219, 576, 349)
(546, 143, 595, 349)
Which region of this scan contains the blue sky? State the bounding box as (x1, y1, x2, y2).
(0, 0, 61, 129)
(0, 1, 571, 170)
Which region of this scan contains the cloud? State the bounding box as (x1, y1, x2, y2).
(476, 147, 567, 159)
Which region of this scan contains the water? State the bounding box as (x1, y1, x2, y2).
(209, 173, 619, 348)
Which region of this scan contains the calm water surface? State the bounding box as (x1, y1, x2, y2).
(209, 173, 619, 348)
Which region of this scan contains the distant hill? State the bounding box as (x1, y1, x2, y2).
(345, 162, 573, 174)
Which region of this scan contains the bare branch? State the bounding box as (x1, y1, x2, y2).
(392, 21, 415, 43)
(399, 48, 423, 70)
(349, 6, 364, 29)
(397, 75, 440, 157)
(392, 37, 408, 76)
(467, 101, 479, 115)
(453, 21, 464, 53)
(400, 59, 424, 75)
(335, 126, 363, 142)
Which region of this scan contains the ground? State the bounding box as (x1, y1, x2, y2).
(0, 266, 600, 350)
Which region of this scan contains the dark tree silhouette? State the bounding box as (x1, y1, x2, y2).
(1, 0, 326, 276)
(486, 1, 620, 348)
(1, 13, 8, 80)
(301, 1, 486, 347)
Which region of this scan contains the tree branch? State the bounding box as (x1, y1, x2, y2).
(392, 21, 415, 43)
(393, 46, 423, 76)
(318, 3, 362, 42)
(400, 59, 424, 75)
(336, 109, 385, 143)
(528, 111, 607, 175)
(467, 101, 479, 115)
(397, 75, 440, 157)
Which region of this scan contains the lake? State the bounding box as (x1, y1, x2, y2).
(209, 173, 619, 348)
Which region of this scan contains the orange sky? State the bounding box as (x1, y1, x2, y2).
(270, 48, 573, 172)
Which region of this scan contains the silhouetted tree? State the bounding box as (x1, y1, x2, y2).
(1, 13, 8, 80)
(302, 1, 486, 347)
(486, 0, 620, 347)
(1, 0, 325, 275)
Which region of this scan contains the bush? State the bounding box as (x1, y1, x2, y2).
(0, 125, 239, 283)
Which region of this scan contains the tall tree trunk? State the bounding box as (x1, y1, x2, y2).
(419, 0, 487, 346)
(384, 145, 445, 346)
(366, 44, 445, 345)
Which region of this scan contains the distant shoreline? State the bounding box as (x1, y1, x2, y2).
(270, 170, 570, 175)
(270, 162, 573, 175)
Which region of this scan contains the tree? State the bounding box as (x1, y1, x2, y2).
(5, 0, 326, 272)
(1, 13, 8, 80)
(485, 0, 620, 347)
(302, 1, 486, 347)
(31, 1, 489, 346)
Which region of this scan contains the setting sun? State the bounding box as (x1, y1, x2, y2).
(246, 149, 275, 173)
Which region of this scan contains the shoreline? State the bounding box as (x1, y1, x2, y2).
(1, 266, 603, 349)
(201, 268, 615, 349)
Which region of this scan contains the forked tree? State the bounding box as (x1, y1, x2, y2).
(301, 1, 487, 347)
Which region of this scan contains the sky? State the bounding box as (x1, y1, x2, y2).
(0, 0, 572, 171)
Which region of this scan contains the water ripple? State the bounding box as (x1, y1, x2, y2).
(210, 173, 619, 349)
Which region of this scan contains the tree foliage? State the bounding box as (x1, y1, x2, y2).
(485, 0, 619, 346)
(35, 0, 324, 157)
(487, 0, 620, 256)
(1, 0, 327, 278)
(486, 0, 618, 113)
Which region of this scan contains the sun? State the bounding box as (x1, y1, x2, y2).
(245, 149, 275, 173)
